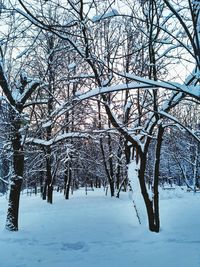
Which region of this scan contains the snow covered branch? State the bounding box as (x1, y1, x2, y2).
(25, 132, 90, 147)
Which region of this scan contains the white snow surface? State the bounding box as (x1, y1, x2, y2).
(0, 187, 200, 267)
(92, 9, 119, 22)
(68, 62, 76, 69)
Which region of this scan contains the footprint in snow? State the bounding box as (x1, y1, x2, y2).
(61, 241, 86, 251)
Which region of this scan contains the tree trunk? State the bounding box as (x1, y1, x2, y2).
(42, 182, 47, 200)
(46, 152, 53, 204)
(136, 126, 164, 233)
(6, 179, 23, 231)
(6, 127, 24, 231)
(153, 125, 164, 232)
(116, 138, 123, 190)
(47, 184, 53, 204)
(40, 171, 44, 198)
(64, 161, 72, 199)
(138, 153, 157, 232)
(193, 145, 199, 192)
(116, 164, 121, 190)
(109, 179, 115, 197)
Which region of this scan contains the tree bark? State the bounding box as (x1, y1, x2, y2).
(138, 152, 158, 232)
(64, 161, 72, 199)
(6, 117, 24, 231)
(153, 125, 164, 232)
(46, 150, 53, 204)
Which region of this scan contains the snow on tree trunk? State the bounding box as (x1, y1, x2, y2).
(128, 160, 146, 224)
(6, 179, 23, 231)
(193, 145, 199, 193)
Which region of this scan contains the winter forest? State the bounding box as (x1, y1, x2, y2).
(0, 0, 199, 266)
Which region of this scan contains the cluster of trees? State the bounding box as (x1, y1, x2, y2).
(0, 0, 199, 232)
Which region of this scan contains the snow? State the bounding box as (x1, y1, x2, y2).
(124, 100, 132, 113)
(12, 88, 21, 101)
(25, 132, 90, 146)
(128, 161, 146, 222)
(92, 9, 119, 22)
(120, 73, 200, 99)
(51, 73, 198, 121)
(0, 186, 200, 267)
(68, 62, 76, 69)
(41, 121, 52, 128)
(75, 82, 152, 102)
(72, 75, 199, 108)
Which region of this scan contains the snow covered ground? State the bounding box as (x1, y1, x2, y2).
(0, 188, 200, 267)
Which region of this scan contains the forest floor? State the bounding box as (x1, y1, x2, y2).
(0, 187, 200, 267)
